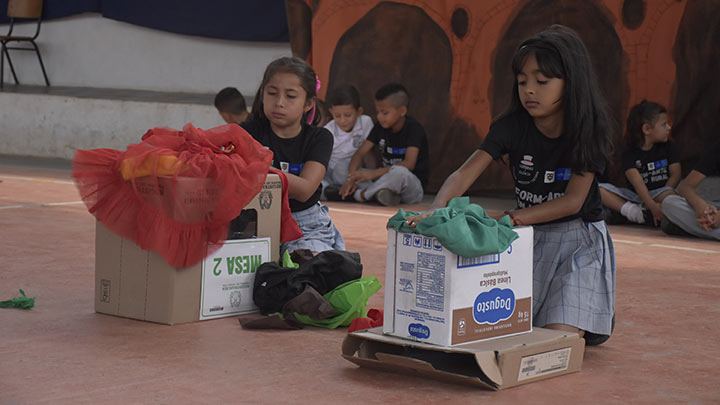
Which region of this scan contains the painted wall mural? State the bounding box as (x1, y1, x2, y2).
(286, 0, 719, 192)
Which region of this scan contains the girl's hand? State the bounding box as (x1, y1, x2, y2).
(648, 201, 664, 226)
(698, 205, 719, 231)
(405, 209, 435, 227)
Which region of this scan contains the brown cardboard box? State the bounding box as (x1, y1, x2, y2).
(342, 327, 584, 390)
(94, 173, 282, 325)
(383, 227, 533, 346)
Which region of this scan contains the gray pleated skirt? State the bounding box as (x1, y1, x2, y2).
(532, 218, 616, 335)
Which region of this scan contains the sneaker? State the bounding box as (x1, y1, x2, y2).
(374, 188, 401, 206)
(584, 314, 615, 346)
(660, 217, 690, 236)
(325, 185, 354, 202)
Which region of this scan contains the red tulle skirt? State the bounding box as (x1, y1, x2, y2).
(72, 123, 276, 267)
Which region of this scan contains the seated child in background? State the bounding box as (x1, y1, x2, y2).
(239, 57, 345, 254)
(214, 87, 248, 124)
(339, 83, 429, 206)
(661, 138, 720, 240)
(599, 101, 679, 226)
(321, 85, 374, 201)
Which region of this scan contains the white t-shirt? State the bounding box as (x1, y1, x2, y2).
(324, 114, 373, 168)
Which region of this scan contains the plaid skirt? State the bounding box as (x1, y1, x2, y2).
(532, 218, 616, 335)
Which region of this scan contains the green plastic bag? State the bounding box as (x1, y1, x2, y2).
(281, 250, 299, 268)
(293, 276, 381, 329)
(0, 289, 35, 309)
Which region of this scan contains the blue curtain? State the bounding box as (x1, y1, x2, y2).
(0, 0, 289, 42)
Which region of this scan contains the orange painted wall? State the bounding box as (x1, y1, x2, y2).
(286, 0, 719, 192)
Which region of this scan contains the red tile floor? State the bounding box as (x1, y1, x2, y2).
(1, 162, 719, 403)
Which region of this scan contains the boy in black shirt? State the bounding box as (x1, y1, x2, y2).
(339, 83, 429, 206)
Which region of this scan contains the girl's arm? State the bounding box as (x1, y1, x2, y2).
(286, 161, 326, 202)
(666, 162, 682, 189)
(407, 150, 493, 225)
(511, 171, 595, 225)
(349, 146, 421, 185)
(625, 168, 662, 224)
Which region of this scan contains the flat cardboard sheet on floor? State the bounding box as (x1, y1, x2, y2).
(342, 327, 584, 390)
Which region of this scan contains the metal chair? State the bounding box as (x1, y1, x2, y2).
(1, 0, 50, 88)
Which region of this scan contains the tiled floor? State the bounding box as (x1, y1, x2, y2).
(1, 161, 720, 403)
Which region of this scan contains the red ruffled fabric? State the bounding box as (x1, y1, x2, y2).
(73, 123, 277, 267)
(269, 168, 303, 243)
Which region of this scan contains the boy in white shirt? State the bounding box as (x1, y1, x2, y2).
(322, 85, 374, 201)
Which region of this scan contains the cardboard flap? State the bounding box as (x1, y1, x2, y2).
(342, 331, 499, 390)
(375, 352, 438, 372)
(473, 351, 503, 386)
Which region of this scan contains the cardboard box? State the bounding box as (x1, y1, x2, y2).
(94, 173, 282, 325)
(384, 227, 533, 346)
(342, 327, 584, 390)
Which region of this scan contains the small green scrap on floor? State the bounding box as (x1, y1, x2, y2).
(0, 289, 35, 309)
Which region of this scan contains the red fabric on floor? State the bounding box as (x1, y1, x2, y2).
(347, 308, 383, 332)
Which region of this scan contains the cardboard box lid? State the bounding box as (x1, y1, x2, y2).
(342, 327, 584, 390)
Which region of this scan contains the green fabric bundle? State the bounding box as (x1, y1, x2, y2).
(386, 196, 519, 257)
(293, 276, 381, 329)
(0, 289, 35, 309)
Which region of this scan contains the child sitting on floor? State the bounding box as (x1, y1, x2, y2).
(339, 83, 429, 206)
(214, 87, 248, 124)
(240, 57, 345, 254)
(599, 101, 680, 226)
(661, 137, 720, 240)
(321, 85, 374, 201)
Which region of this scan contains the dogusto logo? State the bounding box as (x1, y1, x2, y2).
(473, 288, 515, 324)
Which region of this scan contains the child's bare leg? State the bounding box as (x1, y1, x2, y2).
(600, 188, 627, 212)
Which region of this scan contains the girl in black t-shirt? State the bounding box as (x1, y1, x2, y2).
(407, 25, 616, 345)
(599, 101, 680, 226)
(241, 57, 345, 254)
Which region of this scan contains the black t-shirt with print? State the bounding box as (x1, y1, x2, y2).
(240, 119, 333, 212)
(620, 141, 679, 192)
(695, 138, 720, 177)
(479, 111, 605, 224)
(366, 115, 430, 186)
